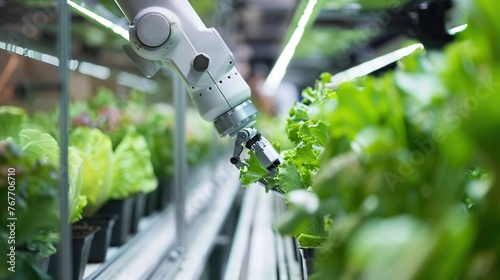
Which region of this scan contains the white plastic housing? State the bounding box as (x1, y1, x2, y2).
(115, 0, 251, 122)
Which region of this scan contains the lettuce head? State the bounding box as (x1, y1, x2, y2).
(110, 131, 157, 199)
(19, 129, 87, 222)
(70, 127, 114, 215)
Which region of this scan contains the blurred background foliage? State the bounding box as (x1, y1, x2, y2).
(242, 0, 500, 279)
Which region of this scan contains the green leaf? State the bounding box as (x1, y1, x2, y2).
(394, 72, 448, 106)
(68, 147, 86, 223)
(239, 151, 276, 188)
(351, 126, 398, 157)
(320, 72, 332, 83)
(287, 103, 310, 143)
(19, 129, 59, 166)
(27, 231, 59, 258)
(238, 4, 500, 278)
(277, 162, 305, 194)
(286, 75, 336, 144)
(297, 234, 327, 248)
(301, 120, 330, 147)
(70, 127, 114, 215)
(110, 131, 157, 198)
(0, 141, 60, 273)
(19, 129, 86, 222)
(0, 106, 26, 145)
(88, 87, 117, 110)
(347, 216, 433, 280)
(279, 206, 325, 241)
(466, 167, 487, 180)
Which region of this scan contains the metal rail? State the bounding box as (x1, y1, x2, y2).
(57, 0, 71, 279)
(149, 161, 240, 280)
(223, 187, 260, 280)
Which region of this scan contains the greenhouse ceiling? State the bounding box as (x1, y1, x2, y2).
(0, 0, 455, 89)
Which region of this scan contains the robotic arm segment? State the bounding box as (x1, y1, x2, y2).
(114, 0, 282, 192)
(116, 0, 249, 126)
(122, 44, 162, 78)
(230, 130, 250, 170)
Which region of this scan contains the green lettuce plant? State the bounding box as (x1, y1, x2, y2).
(19, 129, 86, 223)
(0, 107, 27, 145)
(0, 107, 88, 279)
(137, 105, 175, 179)
(0, 141, 59, 280)
(0, 108, 86, 223)
(110, 131, 157, 199)
(240, 0, 500, 278)
(70, 127, 114, 215)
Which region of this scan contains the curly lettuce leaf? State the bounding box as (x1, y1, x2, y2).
(313, 74, 408, 171)
(283, 120, 330, 188)
(286, 73, 336, 143)
(277, 162, 305, 194)
(239, 150, 277, 191)
(298, 119, 330, 147)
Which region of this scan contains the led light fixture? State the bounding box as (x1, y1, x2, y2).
(67, 0, 129, 40)
(448, 24, 468, 35)
(78, 62, 111, 80)
(263, 0, 319, 96)
(327, 43, 424, 87)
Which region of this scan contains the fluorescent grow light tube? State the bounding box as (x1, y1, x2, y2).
(67, 0, 129, 41)
(327, 43, 424, 87)
(263, 0, 319, 96)
(0, 41, 107, 80)
(0, 40, 79, 70)
(78, 62, 111, 80)
(448, 24, 468, 35)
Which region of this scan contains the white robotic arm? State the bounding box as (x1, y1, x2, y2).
(115, 0, 282, 192)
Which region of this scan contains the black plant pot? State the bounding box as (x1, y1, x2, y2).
(97, 197, 134, 246)
(17, 249, 50, 275)
(48, 225, 100, 280)
(144, 186, 159, 216)
(299, 247, 316, 276)
(77, 214, 118, 263)
(130, 192, 146, 234)
(157, 178, 172, 210)
(37, 255, 50, 273)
